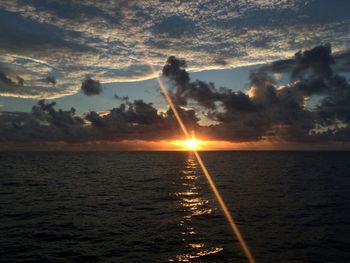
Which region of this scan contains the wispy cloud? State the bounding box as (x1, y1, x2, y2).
(0, 0, 350, 98)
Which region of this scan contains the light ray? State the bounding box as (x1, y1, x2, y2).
(193, 151, 256, 263)
(120, 5, 256, 262)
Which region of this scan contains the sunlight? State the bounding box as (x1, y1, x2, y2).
(184, 139, 201, 150)
(170, 138, 204, 151)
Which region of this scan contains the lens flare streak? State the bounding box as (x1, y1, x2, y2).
(120, 5, 256, 262)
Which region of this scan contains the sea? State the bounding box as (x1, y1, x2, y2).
(1, 151, 350, 262)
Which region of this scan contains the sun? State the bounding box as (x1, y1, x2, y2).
(183, 138, 201, 150)
(170, 134, 204, 151)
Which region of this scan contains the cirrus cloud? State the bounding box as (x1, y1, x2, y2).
(0, 0, 350, 98)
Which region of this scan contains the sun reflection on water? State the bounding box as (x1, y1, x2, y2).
(170, 154, 223, 262)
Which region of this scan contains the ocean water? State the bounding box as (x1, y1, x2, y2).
(1, 151, 350, 263)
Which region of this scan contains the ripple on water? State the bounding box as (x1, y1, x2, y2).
(170, 155, 224, 262)
(1, 151, 350, 262)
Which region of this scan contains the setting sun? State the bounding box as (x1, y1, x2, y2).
(170, 138, 204, 151)
(184, 139, 201, 150)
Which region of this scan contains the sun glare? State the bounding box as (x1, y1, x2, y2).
(184, 139, 200, 150)
(170, 138, 203, 151)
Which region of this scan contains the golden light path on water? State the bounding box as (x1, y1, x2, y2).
(172, 154, 223, 262)
(120, 4, 256, 262)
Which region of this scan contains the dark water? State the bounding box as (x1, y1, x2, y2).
(1, 151, 350, 263)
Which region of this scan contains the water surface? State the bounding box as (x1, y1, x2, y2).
(1, 151, 350, 262)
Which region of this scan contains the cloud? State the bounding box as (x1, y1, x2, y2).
(0, 63, 75, 99)
(153, 16, 196, 37)
(114, 93, 129, 102)
(1, 44, 350, 146)
(42, 76, 57, 85)
(0, 69, 24, 87)
(162, 45, 350, 142)
(0, 98, 199, 143)
(81, 77, 102, 96)
(0, 100, 85, 142)
(0, 1, 350, 98)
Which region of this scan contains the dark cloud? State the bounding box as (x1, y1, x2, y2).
(31, 0, 120, 22)
(114, 93, 129, 102)
(87, 100, 162, 127)
(81, 77, 102, 96)
(291, 44, 334, 80)
(42, 76, 57, 85)
(153, 16, 196, 37)
(317, 76, 350, 124)
(163, 56, 221, 109)
(0, 64, 69, 98)
(260, 45, 350, 132)
(86, 100, 199, 140)
(163, 56, 190, 87)
(0, 69, 24, 87)
(263, 44, 334, 80)
(162, 45, 350, 142)
(0, 99, 200, 143)
(334, 49, 350, 72)
(0, 8, 92, 53)
(0, 100, 85, 142)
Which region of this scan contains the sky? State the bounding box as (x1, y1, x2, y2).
(1, 0, 350, 150)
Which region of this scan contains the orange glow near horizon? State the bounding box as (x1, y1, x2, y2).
(169, 138, 244, 151)
(184, 138, 200, 150)
(172, 138, 202, 151)
(105, 139, 244, 151)
(184, 139, 200, 150)
(91, 138, 325, 151)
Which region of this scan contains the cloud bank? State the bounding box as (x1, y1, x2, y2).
(1, 0, 350, 98)
(163, 45, 350, 143)
(1, 45, 350, 148)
